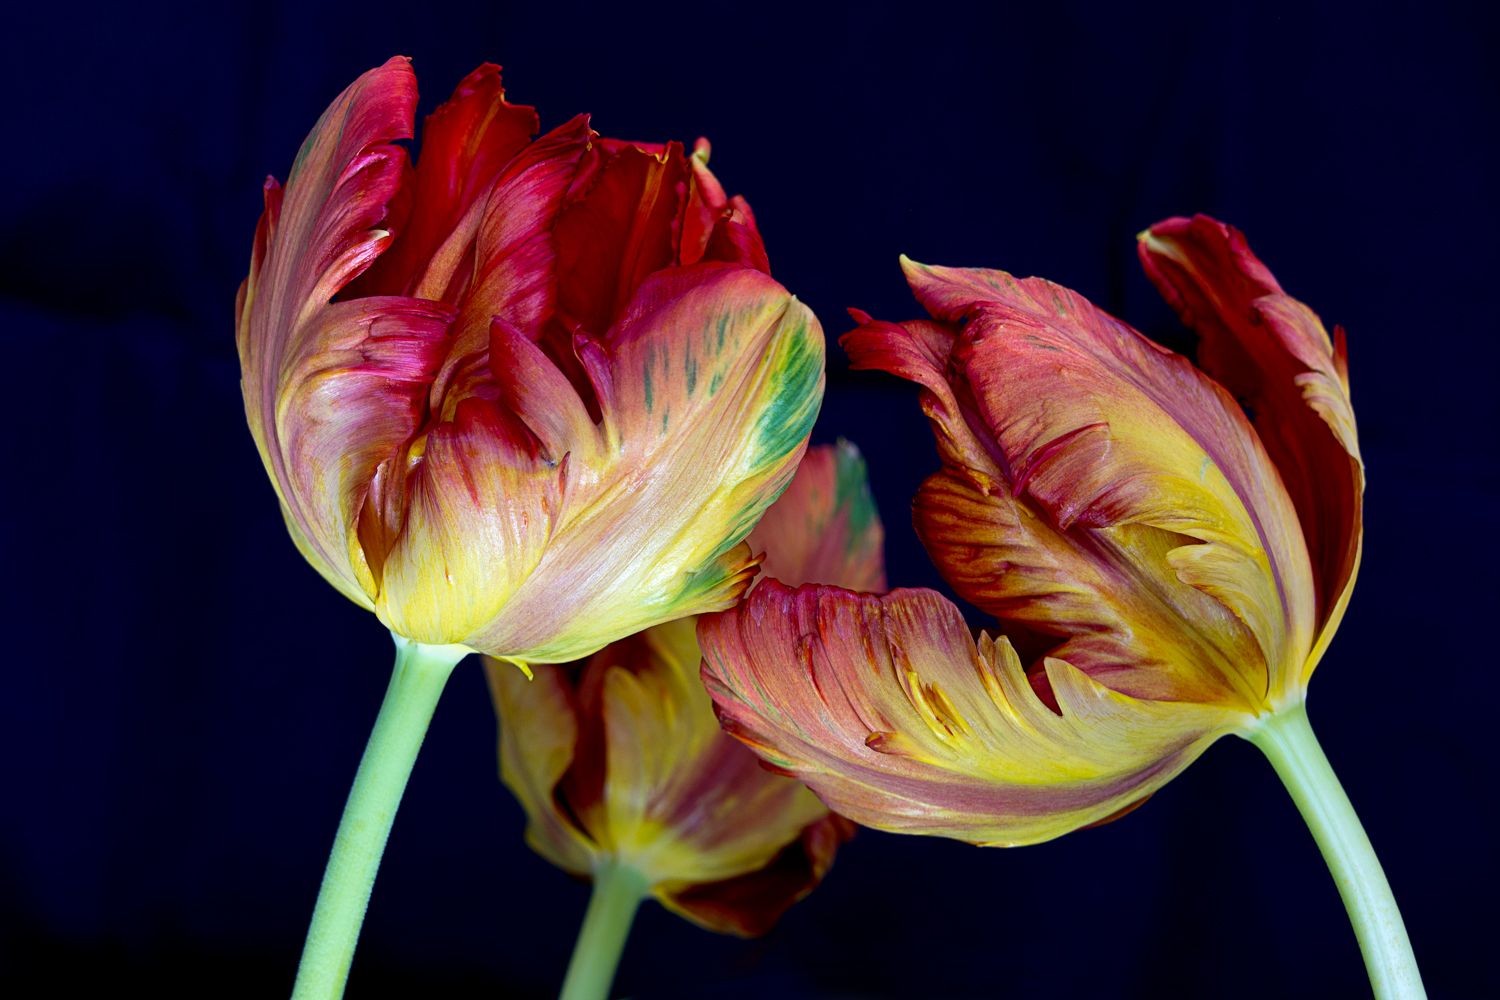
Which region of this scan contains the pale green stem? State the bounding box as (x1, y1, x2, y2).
(1243, 702, 1425, 1000)
(558, 859, 652, 1000)
(289, 632, 471, 1000)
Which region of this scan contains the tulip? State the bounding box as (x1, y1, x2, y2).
(237, 57, 824, 999)
(486, 441, 877, 1000)
(700, 217, 1423, 998)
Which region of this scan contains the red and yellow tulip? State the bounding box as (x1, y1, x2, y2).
(699, 216, 1361, 845)
(236, 57, 824, 662)
(486, 441, 879, 938)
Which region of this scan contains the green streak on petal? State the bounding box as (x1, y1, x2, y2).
(643, 362, 654, 414)
(686, 351, 697, 398)
(709, 370, 724, 397)
(749, 314, 822, 470)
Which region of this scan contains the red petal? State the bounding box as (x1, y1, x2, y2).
(345, 64, 540, 299)
(700, 215, 771, 275)
(553, 140, 690, 339)
(425, 114, 593, 419)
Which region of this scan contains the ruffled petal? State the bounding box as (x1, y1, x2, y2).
(748, 439, 887, 593)
(465, 265, 825, 661)
(237, 57, 455, 605)
(700, 214, 771, 275)
(273, 296, 456, 606)
(483, 656, 595, 875)
(343, 63, 540, 299)
(913, 468, 1266, 706)
(700, 582, 1247, 846)
(841, 310, 1004, 490)
(1138, 216, 1362, 676)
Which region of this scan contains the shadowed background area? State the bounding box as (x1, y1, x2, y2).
(1, 1, 1495, 997)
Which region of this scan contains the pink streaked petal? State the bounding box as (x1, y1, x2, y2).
(274, 56, 416, 320)
(238, 57, 467, 602)
(464, 265, 823, 662)
(1138, 215, 1362, 659)
(914, 468, 1265, 706)
(488, 318, 601, 468)
(267, 295, 456, 605)
(699, 581, 1244, 846)
(748, 440, 886, 593)
(840, 311, 1006, 492)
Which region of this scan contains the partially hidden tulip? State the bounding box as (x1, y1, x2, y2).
(486, 441, 877, 1000)
(701, 218, 1424, 998)
(237, 57, 824, 1000)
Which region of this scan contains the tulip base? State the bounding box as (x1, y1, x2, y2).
(558, 859, 652, 1000)
(1243, 702, 1425, 1000)
(289, 632, 471, 1000)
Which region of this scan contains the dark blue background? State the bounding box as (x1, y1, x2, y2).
(1, 1, 1495, 997)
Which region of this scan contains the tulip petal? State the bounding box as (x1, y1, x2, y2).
(554, 140, 690, 339)
(276, 296, 457, 605)
(344, 63, 540, 299)
(842, 311, 1006, 491)
(467, 264, 824, 662)
(680, 137, 729, 266)
(483, 656, 595, 874)
(657, 813, 858, 937)
(913, 468, 1267, 706)
(854, 260, 1321, 706)
(596, 619, 830, 885)
(700, 215, 771, 275)
(488, 318, 601, 468)
(700, 582, 1246, 846)
(426, 114, 593, 419)
(237, 57, 467, 607)
(749, 440, 887, 594)
(376, 397, 560, 644)
(1138, 216, 1362, 675)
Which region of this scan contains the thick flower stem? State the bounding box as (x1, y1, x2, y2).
(558, 859, 652, 1000)
(289, 632, 470, 1000)
(1244, 702, 1425, 1000)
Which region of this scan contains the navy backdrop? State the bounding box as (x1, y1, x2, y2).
(1, 1, 1495, 997)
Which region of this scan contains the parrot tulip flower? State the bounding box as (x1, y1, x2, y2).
(486, 441, 877, 1000)
(700, 217, 1424, 998)
(237, 57, 824, 1000)
(237, 59, 821, 661)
